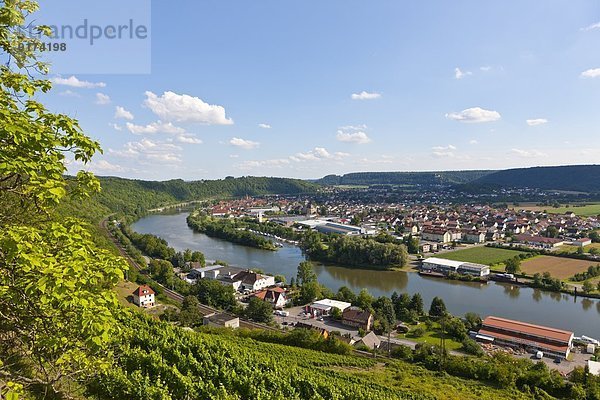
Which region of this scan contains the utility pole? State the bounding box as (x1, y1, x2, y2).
(439, 317, 446, 372)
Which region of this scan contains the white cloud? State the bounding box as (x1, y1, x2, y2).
(110, 138, 183, 164)
(175, 134, 203, 144)
(445, 107, 501, 123)
(229, 154, 240, 158)
(480, 66, 492, 72)
(95, 93, 111, 105)
(109, 123, 122, 131)
(144, 91, 233, 125)
(58, 90, 80, 97)
(454, 67, 472, 79)
(469, 139, 478, 145)
(581, 22, 600, 31)
(351, 91, 381, 100)
(258, 123, 271, 129)
(229, 137, 260, 150)
(114, 106, 134, 120)
(581, 68, 600, 78)
(292, 147, 349, 162)
(511, 148, 547, 158)
(89, 159, 125, 173)
(126, 120, 186, 135)
(526, 118, 548, 126)
(238, 159, 291, 170)
(336, 125, 372, 144)
(51, 75, 106, 88)
(431, 144, 458, 158)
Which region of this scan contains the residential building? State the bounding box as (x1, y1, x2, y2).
(421, 228, 451, 243)
(463, 231, 486, 244)
(253, 287, 287, 309)
(232, 270, 276, 292)
(342, 307, 373, 331)
(354, 331, 381, 350)
(203, 312, 240, 329)
(132, 285, 155, 308)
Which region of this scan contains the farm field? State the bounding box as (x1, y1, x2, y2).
(520, 256, 597, 279)
(440, 246, 528, 266)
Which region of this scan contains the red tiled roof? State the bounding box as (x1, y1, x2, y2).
(133, 285, 155, 297)
(482, 316, 572, 343)
(478, 328, 569, 354)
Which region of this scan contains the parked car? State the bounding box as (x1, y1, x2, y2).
(554, 357, 562, 364)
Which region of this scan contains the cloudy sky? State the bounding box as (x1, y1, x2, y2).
(39, 0, 600, 180)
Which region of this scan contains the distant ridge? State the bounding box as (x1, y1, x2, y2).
(314, 170, 494, 186)
(315, 165, 600, 193)
(472, 165, 600, 192)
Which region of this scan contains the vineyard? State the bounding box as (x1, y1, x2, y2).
(88, 313, 530, 400)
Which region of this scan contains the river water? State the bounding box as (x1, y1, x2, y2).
(131, 212, 600, 336)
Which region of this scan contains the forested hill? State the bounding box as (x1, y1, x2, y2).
(59, 176, 318, 222)
(315, 170, 494, 186)
(471, 165, 600, 192)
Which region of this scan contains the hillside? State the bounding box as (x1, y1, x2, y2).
(88, 312, 530, 400)
(471, 165, 600, 192)
(59, 176, 318, 222)
(315, 171, 494, 186)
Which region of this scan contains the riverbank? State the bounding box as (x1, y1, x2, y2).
(130, 212, 600, 335)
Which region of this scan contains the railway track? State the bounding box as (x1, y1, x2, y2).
(100, 218, 279, 332)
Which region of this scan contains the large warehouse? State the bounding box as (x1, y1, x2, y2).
(421, 257, 490, 277)
(477, 316, 574, 358)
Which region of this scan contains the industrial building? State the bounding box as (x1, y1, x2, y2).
(297, 219, 366, 236)
(421, 257, 490, 277)
(305, 299, 352, 317)
(477, 316, 574, 358)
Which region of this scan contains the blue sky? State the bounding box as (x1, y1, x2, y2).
(37, 0, 600, 180)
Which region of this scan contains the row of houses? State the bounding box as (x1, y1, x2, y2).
(185, 264, 276, 293)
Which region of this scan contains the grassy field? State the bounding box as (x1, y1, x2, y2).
(114, 280, 174, 317)
(397, 321, 463, 351)
(440, 247, 528, 266)
(558, 243, 600, 254)
(520, 256, 597, 279)
(518, 203, 600, 217)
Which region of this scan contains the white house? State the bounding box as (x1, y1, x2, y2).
(132, 285, 155, 308)
(253, 287, 288, 309)
(232, 270, 276, 292)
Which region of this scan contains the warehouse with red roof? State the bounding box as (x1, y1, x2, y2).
(477, 316, 574, 358)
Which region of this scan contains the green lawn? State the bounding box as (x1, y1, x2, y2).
(542, 204, 600, 217)
(440, 247, 528, 266)
(398, 322, 463, 351)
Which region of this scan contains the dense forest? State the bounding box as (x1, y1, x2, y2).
(59, 175, 318, 222)
(186, 213, 279, 250)
(471, 165, 600, 193)
(315, 170, 493, 186)
(300, 231, 409, 269)
(316, 165, 600, 193)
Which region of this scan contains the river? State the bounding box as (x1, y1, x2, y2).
(131, 212, 600, 336)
